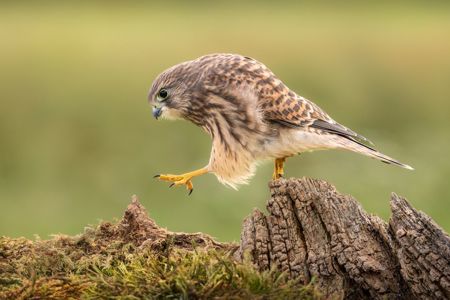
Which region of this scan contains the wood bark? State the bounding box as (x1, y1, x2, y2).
(236, 178, 450, 300)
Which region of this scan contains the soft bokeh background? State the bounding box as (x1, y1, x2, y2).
(1, 2, 449, 242)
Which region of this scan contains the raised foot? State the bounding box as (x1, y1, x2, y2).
(154, 174, 194, 195)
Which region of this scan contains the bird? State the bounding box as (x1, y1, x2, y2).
(148, 53, 413, 194)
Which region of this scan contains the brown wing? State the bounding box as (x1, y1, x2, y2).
(198, 53, 371, 145)
(257, 73, 372, 145)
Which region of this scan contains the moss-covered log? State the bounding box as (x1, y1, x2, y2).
(237, 178, 450, 299)
(0, 196, 318, 299)
(1, 178, 449, 299)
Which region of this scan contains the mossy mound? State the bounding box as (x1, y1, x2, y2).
(0, 197, 319, 299)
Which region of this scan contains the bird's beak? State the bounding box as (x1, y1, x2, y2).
(152, 106, 162, 119)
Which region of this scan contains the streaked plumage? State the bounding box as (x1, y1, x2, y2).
(148, 53, 412, 191)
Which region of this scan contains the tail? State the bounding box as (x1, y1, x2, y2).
(333, 136, 414, 170)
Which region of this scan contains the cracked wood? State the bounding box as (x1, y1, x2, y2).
(237, 178, 450, 300)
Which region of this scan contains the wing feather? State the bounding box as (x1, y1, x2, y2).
(310, 119, 373, 145)
(199, 54, 373, 147)
(262, 90, 373, 146)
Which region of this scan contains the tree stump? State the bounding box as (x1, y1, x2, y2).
(237, 178, 450, 300)
(2, 179, 449, 299)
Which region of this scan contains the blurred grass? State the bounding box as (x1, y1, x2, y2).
(0, 2, 449, 241)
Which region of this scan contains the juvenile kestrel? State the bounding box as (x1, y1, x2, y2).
(148, 53, 412, 194)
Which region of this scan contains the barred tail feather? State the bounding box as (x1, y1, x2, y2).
(366, 149, 414, 170)
(335, 137, 414, 170)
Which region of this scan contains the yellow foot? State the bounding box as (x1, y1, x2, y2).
(154, 174, 194, 195)
(153, 168, 208, 195)
(272, 170, 283, 180)
(272, 157, 286, 180)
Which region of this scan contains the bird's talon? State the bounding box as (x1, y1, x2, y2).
(155, 173, 196, 193)
(272, 173, 283, 180)
(153, 174, 160, 178)
(188, 189, 193, 196)
(154, 168, 208, 194)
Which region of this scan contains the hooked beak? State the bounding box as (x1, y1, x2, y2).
(152, 106, 162, 119)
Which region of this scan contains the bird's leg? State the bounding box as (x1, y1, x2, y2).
(273, 157, 287, 180)
(154, 167, 208, 195)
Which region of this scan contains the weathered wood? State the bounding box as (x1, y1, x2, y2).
(237, 178, 450, 300)
(390, 193, 450, 299)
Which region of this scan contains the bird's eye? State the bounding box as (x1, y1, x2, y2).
(157, 89, 168, 101)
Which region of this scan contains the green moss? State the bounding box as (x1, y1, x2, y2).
(0, 211, 320, 299)
(84, 249, 318, 299)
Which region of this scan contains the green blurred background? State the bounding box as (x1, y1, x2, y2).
(1, 2, 449, 242)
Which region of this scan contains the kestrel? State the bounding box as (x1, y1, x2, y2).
(148, 53, 412, 194)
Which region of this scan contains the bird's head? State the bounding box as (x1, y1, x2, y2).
(148, 62, 199, 121)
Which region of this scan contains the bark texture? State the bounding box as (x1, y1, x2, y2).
(237, 178, 450, 300)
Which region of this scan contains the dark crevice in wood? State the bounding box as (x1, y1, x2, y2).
(291, 201, 311, 282)
(313, 202, 331, 244)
